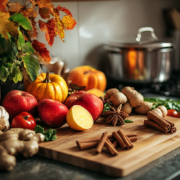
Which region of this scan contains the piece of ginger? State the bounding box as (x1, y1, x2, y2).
(121, 87, 144, 107)
(0, 128, 45, 171)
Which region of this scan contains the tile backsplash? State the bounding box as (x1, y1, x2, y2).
(11, 0, 180, 70)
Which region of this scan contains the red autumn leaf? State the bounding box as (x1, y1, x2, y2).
(52, 6, 76, 42)
(39, 8, 51, 19)
(32, 40, 51, 63)
(38, 19, 56, 46)
(0, 0, 8, 12)
(38, 5, 76, 45)
(56, 6, 72, 17)
(8, 2, 22, 12)
(62, 15, 76, 30)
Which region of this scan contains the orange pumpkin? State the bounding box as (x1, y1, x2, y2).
(25, 71, 68, 103)
(68, 66, 107, 91)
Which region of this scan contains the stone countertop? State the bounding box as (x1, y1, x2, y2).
(1, 147, 180, 180)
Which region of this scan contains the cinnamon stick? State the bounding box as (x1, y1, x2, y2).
(144, 120, 168, 134)
(108, 135, 113, 139)
(76, 141, 98, 150)
(96, 132, 108, 153)
(77, 137, 100, 143)
(129, 136, 137, 142)
(112, 140, 118, 148)
(165, 120, 174, 128)
(112, 131, 126, 149)
(118, 130, 133, 149)
(127, 134, 137, 138)
(170, 127, 177, 134)
(105, 139, 118, 155)
(108, 134, 136, 139)
(77, 133, 137, 147)
(147, 111, 171, 131)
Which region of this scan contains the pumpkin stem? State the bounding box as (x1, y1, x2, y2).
(45, 70, 50, 83)
(84, 70, 92, 74)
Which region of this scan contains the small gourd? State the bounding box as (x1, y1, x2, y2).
(0, 106, 10, 131)
(25, 71, 68, 103)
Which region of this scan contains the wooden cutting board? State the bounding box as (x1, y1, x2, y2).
(38, 115, 180, 177)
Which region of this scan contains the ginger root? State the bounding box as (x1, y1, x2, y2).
(105, 88, 119, 100)
(121, 102, 132, 115)
(110, 92, 127, 106)
(157, 106, 167, 117)
(134, 102, 153, 115)
(0, 128, 45, 171)
(150, 106, 167, 118)
(121, 87, 144, 107)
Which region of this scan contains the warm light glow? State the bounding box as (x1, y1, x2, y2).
(138, 51, 144, 72)
(128, 50, 137, 77)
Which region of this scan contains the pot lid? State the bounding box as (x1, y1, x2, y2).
(106, 27, 174, 50)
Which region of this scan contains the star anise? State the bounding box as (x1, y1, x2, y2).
(102, 104, 129, 126)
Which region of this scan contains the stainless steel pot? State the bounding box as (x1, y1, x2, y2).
(104, 27, 175, 83)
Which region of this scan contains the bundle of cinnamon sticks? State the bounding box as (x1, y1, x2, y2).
(144, 111, 177, 134)
(76, 129, 137, 156)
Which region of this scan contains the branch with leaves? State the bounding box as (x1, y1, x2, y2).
(0, 0, 76, 83)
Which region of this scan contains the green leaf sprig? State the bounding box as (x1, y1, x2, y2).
(144, 98, 180, 112)
(124, 119, 133, 123)
(34, 125, 57, 142)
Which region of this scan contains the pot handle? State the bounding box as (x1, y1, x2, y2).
(136, 27, 158, 42)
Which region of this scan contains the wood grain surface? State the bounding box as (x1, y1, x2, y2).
(38, 115, 180, 177)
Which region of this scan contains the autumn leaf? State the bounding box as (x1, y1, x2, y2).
(39, 8, 51, 19)
(38, 0, 54, 8)
(0, 0, 8, 12)
(32, 40, 51, 63)
(8, 2, 22, 12)
(53, 7, 65, 42)
(30, 0, 54, 9)
(21, 8, 38, 19)
(62, 15, 76, 30)
(38, 19, 56, 46)
(0, 11, 18, 39)
(57, 6, 72, 17)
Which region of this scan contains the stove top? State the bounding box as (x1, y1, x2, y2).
(106, 72, 180, 99)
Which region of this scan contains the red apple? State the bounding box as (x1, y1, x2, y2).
(2, 90, 38, 119)
(65, 91, 103, 121)
(38, 99, 68, 128)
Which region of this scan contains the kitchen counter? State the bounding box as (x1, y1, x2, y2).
(1, 94, 180, 180)
(1, 146, 180, 180)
